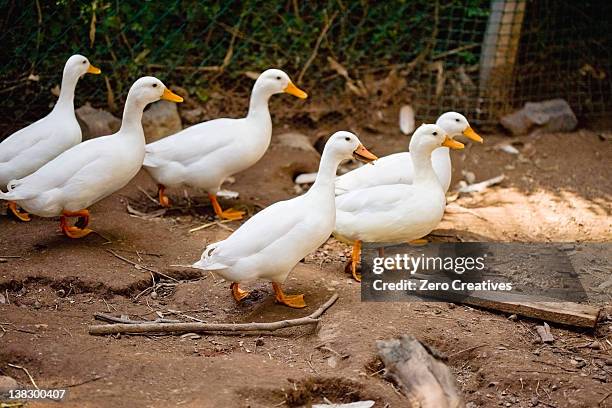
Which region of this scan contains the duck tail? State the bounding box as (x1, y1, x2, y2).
(0, 179, 35, 201)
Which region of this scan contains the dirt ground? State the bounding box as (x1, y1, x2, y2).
(1, 125, 611, 408)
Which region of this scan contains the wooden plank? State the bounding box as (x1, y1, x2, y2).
(406, 276, 601, 328)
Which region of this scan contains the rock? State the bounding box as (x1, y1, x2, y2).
(76, 103, 121, 140)
(0, 293, 5, 304)
(276, 132, 319, 154)
(180, 106, 205, 124)
(399, 105, 416, 135)
(0, 376, 18, 392)
(462, 170, 476, 184)
(500, 99, 577, 136)
(495, 142, 520, 155)
(142, 100, 182, 143)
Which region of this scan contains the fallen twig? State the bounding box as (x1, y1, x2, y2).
(89, 293, 339, 336)
(189, 219, 233, 233)
(448, 344, 488, 358)
(66, 374, 106, 388)
(137, 186, 161, 205)
(106, 249, 178, 282)
(8, 363, 38, 389)
(94, 313, 180, 324)
(297, 11, 338, 83)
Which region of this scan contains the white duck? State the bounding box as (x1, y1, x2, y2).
(0, 77, 183, 238)
(143, 69, 308, 220)
(192, 131, 377, 308)
(334, 112, 482, 195)
(333, 124, 464, 281)
(0, 54, 101, 221)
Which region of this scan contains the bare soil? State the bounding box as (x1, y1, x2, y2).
(1, 126, 611, 408)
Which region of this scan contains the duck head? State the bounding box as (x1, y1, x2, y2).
(126, 76, 183, 106)
(436, 112, 483, 143)
(65, 54, 101, 78)
(324, 131, 378, 164)
(410, 124, 465, 154)
(254, 69, 308, 99)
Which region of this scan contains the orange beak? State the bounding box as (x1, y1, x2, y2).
(87, 64, 101, 74)
(284, 82, 308, 99)
(161, 88, 183, 103)
(353, 144, 378, 163)
(463, 126, 483, 143)
(442, 135, 464, 150)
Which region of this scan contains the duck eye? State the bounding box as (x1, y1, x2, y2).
(152, 83, 157, 88)
(345, 137, 350, 141)
(82, 60, 86, 64)
(276, 76, 281, 80)
(433, 132, 438, 136)
(455, 118, 460, 122)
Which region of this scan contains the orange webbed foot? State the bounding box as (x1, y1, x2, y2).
(219, 208, 245, 221)
(231, 282, 250, 302)
(158, 185, 171, 208)
(350, 240, 362, 282)
(62, 225, 93, 239)
(272, 282, 307, 309)
(60, 210, 93, 239)
(408, 238, 428, 246)
(8, 202, 31, 222)
(209, 193, 244, 220)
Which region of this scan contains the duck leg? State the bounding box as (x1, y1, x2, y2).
(209, 193, 244, 221)
(7, 201, 31, 222)
(350, 240, 362, 282)
(230, 282, 250, 302)
(157, 184, 171, 208)
(272, 282, 306, 308)
(408, 238, 428, 245)
(60, 209, 93, 238)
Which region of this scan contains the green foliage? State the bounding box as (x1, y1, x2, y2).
(0, 0, 490, 115)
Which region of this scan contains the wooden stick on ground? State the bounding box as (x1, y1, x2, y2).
(377, 335, 463, 408)
(8, 363, 38, 389)
(89, 293, 339, 336)
(94, 313, 180, 324)
(106, 249, 179, 282)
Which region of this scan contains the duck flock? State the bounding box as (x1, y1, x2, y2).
(0, 54, 483, 308)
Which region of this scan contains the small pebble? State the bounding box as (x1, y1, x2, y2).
(150, 291, 158, 300)
(508, 314, 517, 321)
(33, 300, 42, 309)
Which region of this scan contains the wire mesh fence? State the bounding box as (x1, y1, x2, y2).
(1, 0, 610, 139)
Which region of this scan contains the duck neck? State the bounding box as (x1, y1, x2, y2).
(53, 70, 80, 113)
(246, 83, 272, 122)
(119, 94, 147, 139)
(309, 149, 341, 197)
(411, 148, 440, 186)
